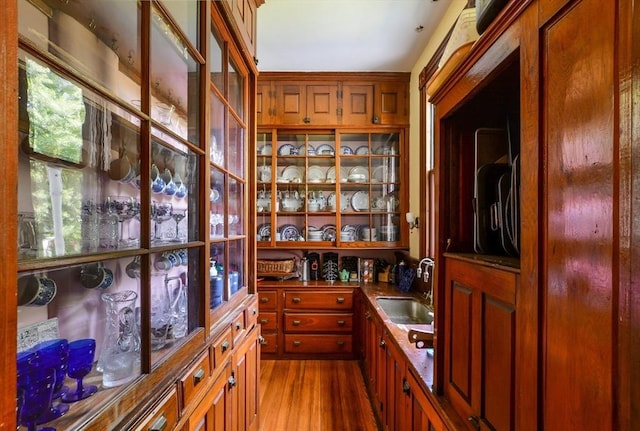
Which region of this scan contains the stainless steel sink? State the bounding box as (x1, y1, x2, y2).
(375, 297, 434, 325)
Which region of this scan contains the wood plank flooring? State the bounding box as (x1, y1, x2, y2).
(259, 360, 380, 431)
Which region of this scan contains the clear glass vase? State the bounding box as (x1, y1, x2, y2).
(99, 290, 140, 387)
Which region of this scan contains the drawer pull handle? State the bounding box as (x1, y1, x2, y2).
(221, 340, 230, 352)
(260, 318, 268, 324)
(292, 297, 301, 303)
(292, 320, 301, 326)
(149, 415, 168, 431)
(259, 335, 267, 345)
(337, 320, 345, 326)
(336, 297, 345, 304)
(193, 368, 206, 384)
(337, 340, 345, 346)
(293, 340, 302, 346)
(260, 297, 269, 303)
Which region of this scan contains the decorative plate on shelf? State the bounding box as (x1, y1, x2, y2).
(340, 224, 358, 241)
(321, 224, 337, 241)
(279, 224, 300, 241)
(257, 223, 271, 240)
(281, 165, 304, 182)
(371, 196, 386, 211)
(371, 165, 387, 182)
(258, 143, 272, 156)
(355, 145, 369, 155)
(348, 166, 369, 182)
(327, 192, 350, 212)
(307, 166, 325, 183)
(351, 191, 370, 212)
(315, 144, 335, 156)
(298, 144, 315, 156)
(325, 166, 348, 183)
(278, 143, 297, 156)
(340, 145, 354, 155)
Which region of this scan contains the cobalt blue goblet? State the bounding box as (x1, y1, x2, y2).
(60, 339, 97, 402)
(18, 367, 57, 431)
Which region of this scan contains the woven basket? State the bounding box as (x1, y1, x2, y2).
(257, 258, 296, 274)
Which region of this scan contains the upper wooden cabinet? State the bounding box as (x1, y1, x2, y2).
(221, 0, 264, 58)
(257, 73, 410, 127)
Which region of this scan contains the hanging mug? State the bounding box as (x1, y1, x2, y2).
(80, 262, 114, 290)
(151, 164, 166, 194)
(161, 169, 177, 196)
(17, 274, 57, 306)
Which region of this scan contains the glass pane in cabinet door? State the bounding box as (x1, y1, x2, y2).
(209, 243, 227, 310)
(308, 133, 336, 156)
(18, 52, 142, 259)
(373, 213, 401, 243)
(210, 28, 224, 92)
(149, 249, 198, 364)
(229, 178, 245, 237)
(229, 57, 244, 120)
(150, 141, 199, 245)
(19, 0, 142, 103)
(161, 1, 200, 50)
(17, 258, 142, 395)
(228, 239, 245, 299)
(151, 5, 200, 145)
(372, 132, 400, 156)
(257, 131, 273, 157)
(340, 133, 369, 156)
(210, 168, 225, 239)
(228, 116, 245, 177)
(210, 92, 226, 165)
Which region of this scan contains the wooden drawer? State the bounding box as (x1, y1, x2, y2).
(284, 312, 353, 333)
(133, 388, 178, 431)
(260, 332, 278, 353)
(211, 327, 233, 369)
(232, 310, 246, 344)
(258, 311, 278, 331)
(284, 290, 353, 310)
(284, 334, 353, 353)
(246, 296, 259, 329)
(259, 290, 278, 310)
(179, 351, 211, 409)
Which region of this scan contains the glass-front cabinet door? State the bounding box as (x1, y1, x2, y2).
(256, 129, 405, 250)
(11, 0, 252, 428)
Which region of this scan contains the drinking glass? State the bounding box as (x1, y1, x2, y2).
(61, 339, 98, 402)
(171, 206, 187, 242)
(106, 196, 137, 248)
(18, 367, 57, 431)
(151, 201, 172, 244)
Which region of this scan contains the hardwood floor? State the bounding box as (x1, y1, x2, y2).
(259, 360, 380, 431)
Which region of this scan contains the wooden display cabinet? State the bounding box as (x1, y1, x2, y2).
(6, 0, 261, 429)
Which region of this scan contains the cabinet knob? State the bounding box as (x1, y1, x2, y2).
(252, 308, 258, 315)
(336, 297, 345, 304)
(372, 115, 380, 124)
(402, 378, 411, 396)
(303, 117, 311, 124)
(292, 297, 301, 304)
(193, 368, 206, 384)
(292, 320, 301, 326)
(258, 335, 267, 345)
(337, 320, 345, 326)
(228, 375, 237, 388)
(236, 322, 242, 330)
(379, 339, 386, 349)
(468, 416, 480, 430)
(149, 415, 168, 431)
(221, 340, 230, 352)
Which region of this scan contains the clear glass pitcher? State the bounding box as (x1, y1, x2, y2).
(99, 290, 140, 387)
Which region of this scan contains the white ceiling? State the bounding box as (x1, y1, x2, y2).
(256, 0, 454, 72)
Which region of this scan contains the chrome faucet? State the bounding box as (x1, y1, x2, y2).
(416, 257, 435, 306)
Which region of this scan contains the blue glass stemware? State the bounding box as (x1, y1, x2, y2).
(31, 339, 70, 423)
(61, 339, 97, 402)
(18, 367, 57, 431)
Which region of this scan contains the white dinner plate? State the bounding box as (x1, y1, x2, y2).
(351, 191, 370, 211)
(278, 143, 297, 156)
(281, 165, 304, 182)
(307, 166, 325, 183)
(355, 145, 369, 155)
(315, 144, 335, 156)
